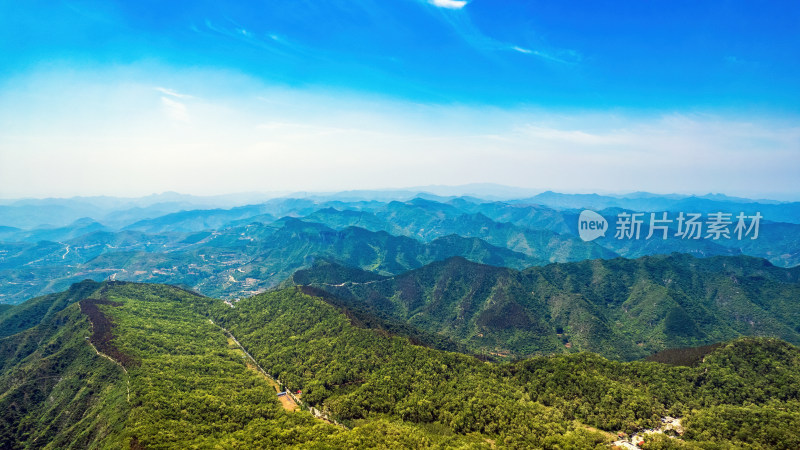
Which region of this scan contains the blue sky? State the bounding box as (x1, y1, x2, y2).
(1, 0, 799, 198)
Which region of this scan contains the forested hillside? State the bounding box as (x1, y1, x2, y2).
(2, 281, 799, 448)
(291, 254, 800, 361)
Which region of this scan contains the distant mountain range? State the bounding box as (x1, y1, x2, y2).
(2, 186, 798, 228)
(0, 218, 541, 303)
(1, 191, 797, 304)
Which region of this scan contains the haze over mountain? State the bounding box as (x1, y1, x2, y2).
(2, 187, 799, 229)
(0, 217, 541, 304)
(1, 191, 797, 305)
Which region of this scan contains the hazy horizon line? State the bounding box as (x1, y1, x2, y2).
(2, 184, 798, 204)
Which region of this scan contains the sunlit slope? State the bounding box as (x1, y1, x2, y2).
(3, 281, 800, 448)
(215, 286, 800, 448)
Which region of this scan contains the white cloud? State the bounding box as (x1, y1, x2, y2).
(510, 45, 580, 64)
(160, 96, 189, 122)
(429, 6, 580, 64)
(155, 87, 193, 99)
(429, 0, 467, 10)
(1, 66, 798, 199)
(517, 125, 629, 146)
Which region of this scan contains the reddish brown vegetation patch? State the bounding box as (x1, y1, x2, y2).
(297, 285, 335, 300)
(129, 435, 145, 449)
(644, 343, 723, 366)
(79, 298, 139, 368)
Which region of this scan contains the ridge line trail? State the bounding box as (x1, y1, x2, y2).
(208, 319, 346, 428)
(79, 298, 137, 404)
(86, 339, 130, 402)
(319, 279, 384, 287)
(84, 317, 131, 403)
(208, 319, 298, 411)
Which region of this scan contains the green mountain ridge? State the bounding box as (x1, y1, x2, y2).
(0, 219, 538, 304)
(304, 198, 800, 266)
(291, 253, 800, 361)
(0, 279, 103, 339)
(3, 281, 800, 448)
(3, 195, 798, 305)
(305, 204, 618, 263)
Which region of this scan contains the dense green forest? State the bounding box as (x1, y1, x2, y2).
(291, 254, 800, 361)
(2, 280, 799, 448)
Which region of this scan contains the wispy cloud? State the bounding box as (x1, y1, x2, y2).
(518, 125, 629, 146)
(155, 87, 193, 99)
(429, 0, 467, 9)
(200, 19, 316, 61)
(724, 55, 760, 69)
(3, 66, 798, 199)
(160, 96, 189, 122)
(511, 45, 581, 64)
(514, 113, 800, 159)
(430, 5, 580, 65)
